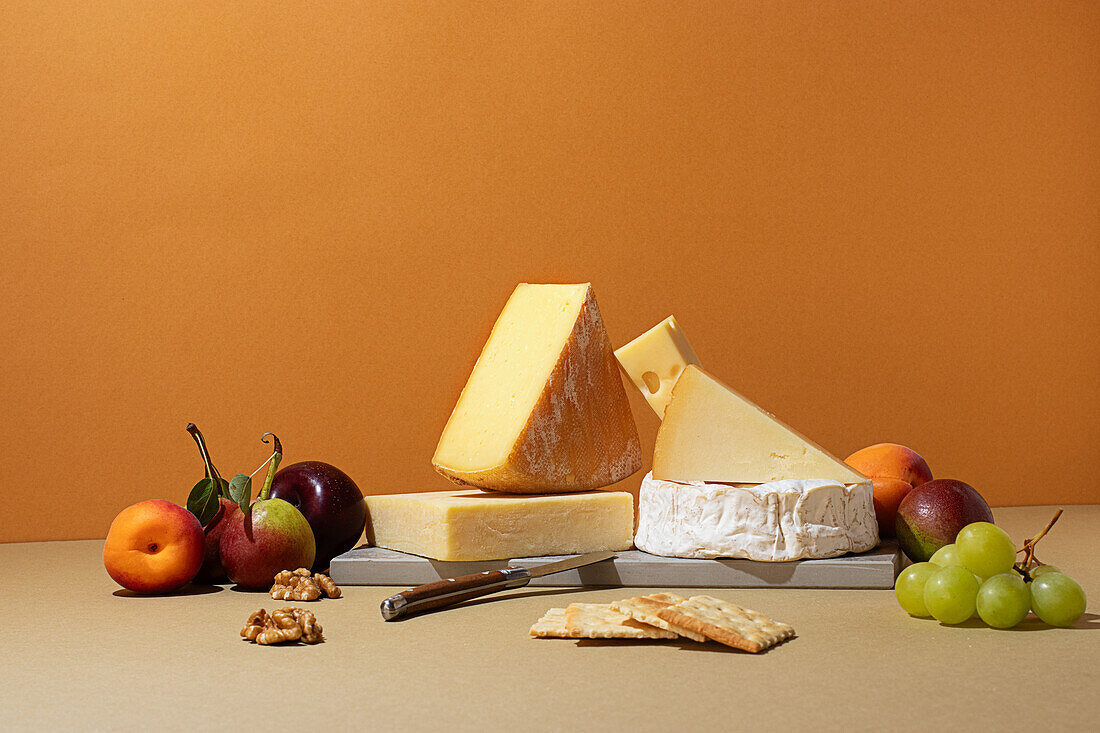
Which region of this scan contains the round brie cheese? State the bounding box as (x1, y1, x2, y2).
(634, 472, 879, 561)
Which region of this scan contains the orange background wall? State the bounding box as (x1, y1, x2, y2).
(2, 2, 1097, 542)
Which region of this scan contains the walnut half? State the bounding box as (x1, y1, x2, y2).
(270, 568, 341, 601)
(241, 609, 270, 641)
(240, 607, 324, 645)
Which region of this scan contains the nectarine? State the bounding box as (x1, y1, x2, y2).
(103, 500, 204, 593)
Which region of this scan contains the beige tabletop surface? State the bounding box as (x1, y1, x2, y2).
(3, 505, 1097, 732)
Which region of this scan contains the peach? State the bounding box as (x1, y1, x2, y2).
(103, 500, 205, 593)
(845, 443, 933, 538)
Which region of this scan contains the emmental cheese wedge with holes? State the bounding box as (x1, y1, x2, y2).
(364, 490, 634, 562)
(653, 365, 868, 484)
(433, 283, 641, 493)
(614, 316, 701, 418)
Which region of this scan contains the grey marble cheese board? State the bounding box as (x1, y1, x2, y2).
(329, 543, 903, 589)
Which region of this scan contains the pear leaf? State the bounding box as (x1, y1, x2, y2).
(228, 473, 252, 515)
(187, 478, 220, 526)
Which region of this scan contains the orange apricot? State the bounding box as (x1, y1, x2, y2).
(103, 500, 204, 594)
(869, 477, 914, 538)
(845, 443, 932, 487)
(846, 443, 933, 538)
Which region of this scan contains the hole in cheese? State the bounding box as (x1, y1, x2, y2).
(613, 315, 701, 418)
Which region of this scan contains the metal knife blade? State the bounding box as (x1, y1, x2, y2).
(525, 550, 617, 578)
(380, 550, 617, 620)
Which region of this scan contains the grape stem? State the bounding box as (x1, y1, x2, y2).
(1013, 508, 1063, 581)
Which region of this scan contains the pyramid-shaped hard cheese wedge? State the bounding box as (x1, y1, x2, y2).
(433, 283, 641, 493)
(653, 365, 866, 483)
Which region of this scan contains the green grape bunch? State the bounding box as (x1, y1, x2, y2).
(894, 509, 1087, 629)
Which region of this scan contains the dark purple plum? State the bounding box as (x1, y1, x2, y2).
(270, 461, 366, 571)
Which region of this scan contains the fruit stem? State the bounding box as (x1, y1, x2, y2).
(1015, 509, 1062, 555)
(187, 423, 226, 498)
(258, 432, 282, 501)
(1012, 508, 1063, 579)
(1027, 508, 1062, 548)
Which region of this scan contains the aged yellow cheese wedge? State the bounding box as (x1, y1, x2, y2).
(614, 316, 700, 417)
(365, 490, 635, 561)
(653, 365, 867, 483)
(433, 283, 641, 493)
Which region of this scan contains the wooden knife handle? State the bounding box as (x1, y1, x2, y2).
(381, 566, 531, 620)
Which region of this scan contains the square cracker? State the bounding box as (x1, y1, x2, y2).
(656, 595, 794, 653)
(564, 603, 677, 640)
(529, 608, 569, 638)
(610, 593, 708, 642)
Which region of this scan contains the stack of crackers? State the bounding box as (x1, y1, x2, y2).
(530, 593, 794, 653)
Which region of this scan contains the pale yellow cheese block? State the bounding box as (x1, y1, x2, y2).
(614, 315, 701, 418)
(364, 490, 635, 561)
(433, 283, 641, 493)
(653, 365, 867, 484)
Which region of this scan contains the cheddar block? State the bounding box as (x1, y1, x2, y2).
(614, 316, 701, 418)
(433, 283, 641, 493)
(653, 366, 867, 483)
(364, 490, 634, 561)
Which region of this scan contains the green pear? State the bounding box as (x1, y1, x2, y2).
(218, 434, 316, 588)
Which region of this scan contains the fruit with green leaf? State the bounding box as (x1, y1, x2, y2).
(219, 433, 316, 589)
(185, 424, 251, 583)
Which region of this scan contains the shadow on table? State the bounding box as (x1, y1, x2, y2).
(938, 612, 1099, 631)
(113, 583, 224, 598)
(574, 636, 796, 654)
(1072, 612, 1100, 630)
(383, 585, 596, 621)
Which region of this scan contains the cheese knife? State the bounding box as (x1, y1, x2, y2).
(380, 550, 616, 621)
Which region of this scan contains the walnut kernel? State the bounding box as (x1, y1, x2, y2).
(314, 572, 342, 599)
(269, 568, 341, 601)
(241, 607, 324, 645)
